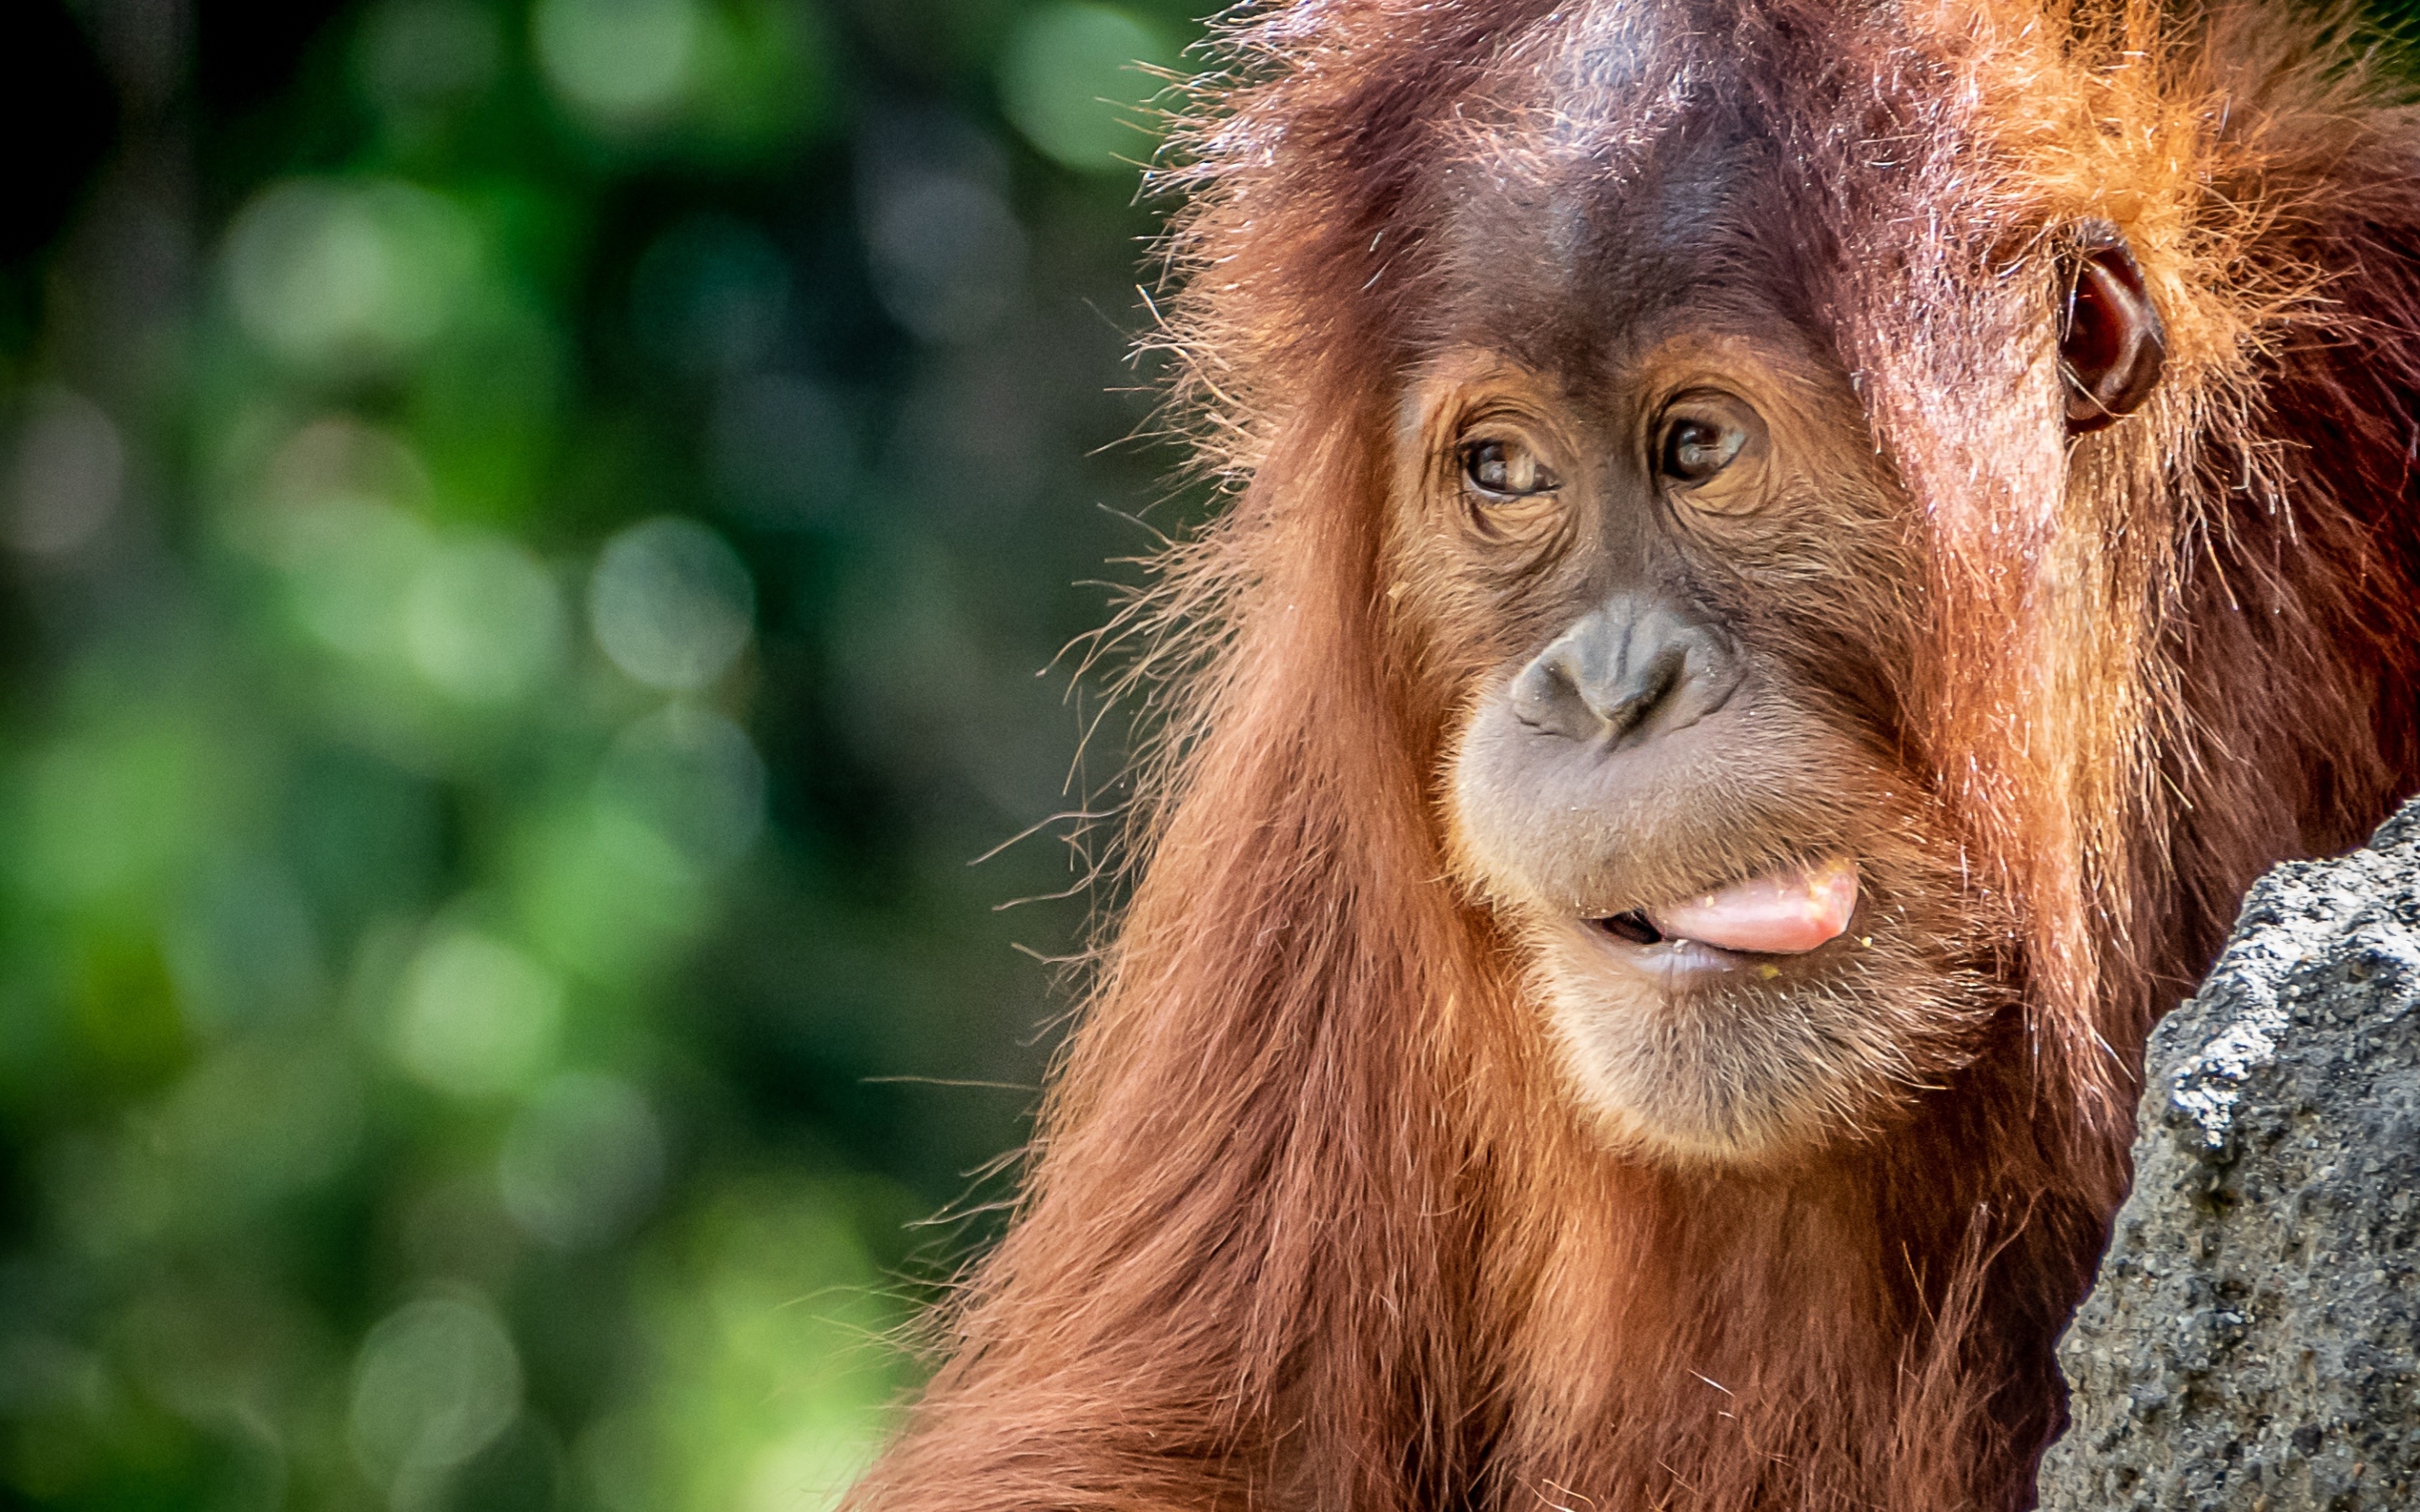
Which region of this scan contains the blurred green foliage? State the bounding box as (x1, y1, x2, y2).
(0, 1, 1198, 1508)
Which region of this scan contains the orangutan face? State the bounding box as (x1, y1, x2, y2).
(1391, 158, 2160, 1164)
(1393, 332, 1976, 1163)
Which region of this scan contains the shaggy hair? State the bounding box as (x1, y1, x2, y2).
(847, 3, 2420, 1509)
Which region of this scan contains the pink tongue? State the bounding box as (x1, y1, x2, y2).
(1644, 859, 1859, 954)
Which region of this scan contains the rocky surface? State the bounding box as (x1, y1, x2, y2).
(2038, 803, 2420, 1510)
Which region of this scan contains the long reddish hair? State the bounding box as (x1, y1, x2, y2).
(849, 4, 2420, 1508)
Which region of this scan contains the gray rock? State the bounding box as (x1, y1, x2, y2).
(2038, 801, 2420, 1511)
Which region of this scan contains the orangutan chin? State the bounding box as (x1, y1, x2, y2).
(849, 3, 2420, 1509)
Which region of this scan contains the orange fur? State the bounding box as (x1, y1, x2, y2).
(847, 4, 2420, 1509)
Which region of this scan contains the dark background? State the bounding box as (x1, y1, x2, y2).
(0, 2, 1199, 1508)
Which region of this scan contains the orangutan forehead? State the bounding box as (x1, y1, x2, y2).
(1412, 5, 1843, 374)
(1418, 116, 1810, 375)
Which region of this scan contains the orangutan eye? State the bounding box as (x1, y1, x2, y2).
(1660, 418, 1744, 482)
(1653, 393, 1770, 508)
(1462, 438, 1559, 500)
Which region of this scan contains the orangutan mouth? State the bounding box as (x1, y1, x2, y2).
(1586, 858, 1860, 962)
(1595, 910, 1668, 945)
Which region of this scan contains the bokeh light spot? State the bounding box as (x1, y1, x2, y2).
(223, 178, 479, 373)
(249, 415, 433, 537)
(404, 534, 568, 703)
(598, 704, 767, 871)
(6, 386, 124, 556)
(392, 928, 566, 1098)
(517, 801, 710, 980)
(20, 722, 218, 906)
(862, 170, 1026, 344)
(534, 0, 702, 125)
(348, 1294, 523, 1484)
(498, 1072, 666, 1250)
(997, 4, 1177, 173)
(589, 516, 755, 690)
(282, 498, 438, 662)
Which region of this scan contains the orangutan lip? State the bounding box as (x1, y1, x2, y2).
(1578, 921, 1755, 979)
(1584, 911, 1765, 962)
(1584, 911, 1780, 967)
(1631, 859, 1860, 955)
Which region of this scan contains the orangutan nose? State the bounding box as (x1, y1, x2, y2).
(1510, 597, 1740, 746)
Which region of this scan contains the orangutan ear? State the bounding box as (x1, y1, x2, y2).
(2060, 226, 2166, 434)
